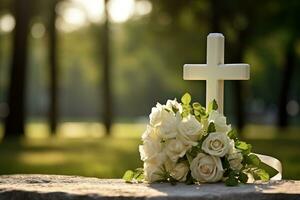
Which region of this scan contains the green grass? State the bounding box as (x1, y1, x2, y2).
(0, 123, 145, 178)
(0, 137, 142, 178)
(0, 123, 299, 179)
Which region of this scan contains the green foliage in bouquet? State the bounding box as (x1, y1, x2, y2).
(123, 93, 279, 186)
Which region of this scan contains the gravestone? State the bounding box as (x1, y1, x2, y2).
(0, 175, 299, 200)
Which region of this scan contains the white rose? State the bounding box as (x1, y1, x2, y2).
(143, 161, 163, 183)
(227, 139, 235, 154)
(227, 146, 243, 171)
(166, 99, 183, 113)
(149, 103, 165, 127)
(228, 152, 243, 171)
(177, 134, 198, 147)
(139, 143, 159, 161)
(165, 138, 191, 162)
(143, 152, 168, 183)
(139, 127, 162, 161)
(141, 125, 160, 141)
(178, 115, 202, 143)
(156, 112, 181, 139)
(169, 162, 189, 182)
(208, 111, 231, 133)
(202, 132, 230, 157)
(190, 153, 224, 182)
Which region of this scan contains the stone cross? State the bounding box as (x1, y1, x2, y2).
(183, 33, 250, 113)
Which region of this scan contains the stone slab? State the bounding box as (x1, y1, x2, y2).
(0, 174, 299, 200)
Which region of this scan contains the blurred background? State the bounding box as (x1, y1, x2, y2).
(0, 0, 299, 179)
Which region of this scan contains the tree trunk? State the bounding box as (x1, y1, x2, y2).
(0, 35, 3, 102)
(233, 32, 247, 131)
(277, 40, 295, 128)
(102, 0, 112, 135)
(4, 0, 31, 138)
(210, 0, 221, 33)
(49, 0, 58, 134)
(233, 79, 244, 130)
(210, 0, 246, 131)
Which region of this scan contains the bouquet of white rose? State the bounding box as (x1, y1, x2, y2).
(123, 93, 279, 186)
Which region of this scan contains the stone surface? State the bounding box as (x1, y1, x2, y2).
(0, 175, 299, 200)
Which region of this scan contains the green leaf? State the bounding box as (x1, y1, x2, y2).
(208, 99, 218, 112)
(199, 107, 207, 116)
(194, 105, 207, 119)
(195, 115, 201, 123)
(235, 141, 252, 153)
(133, 168, 145, 181)
(223, 169, 231, 177)
(192, 102, 202, 110)
(194, 110, 201, 116)
(235, 141, 252, 155)
(207, 122, 216, 133)
(123, 168, 145, 183)
(235, 141, 248, 150)
(238, 172, 248, 183)
(253, 169, 269, 181)
(221, 157, 230, 169)
(258, 162, 279, 178)
(181, 93, 191, 105)
(245, 154, 261, 167)
(188, 145, 203, 159)
(185, 171, 194, 185)
(123, 170, 134, 182)
(177, 156, 188, 163)
(227, 129, 238, 140)
(182, 111, 189, 118)
(172, 107, 179, 114)
(186, 153, 194, 164)
(229, 170, 238, 177)
(225, 176, 239, 186)
(182, 104, 192, 118)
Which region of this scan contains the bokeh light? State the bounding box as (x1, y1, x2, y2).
(0, 14, 15, 33)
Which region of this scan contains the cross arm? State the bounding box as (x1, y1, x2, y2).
(183, 63, 250, 80)
(183, 64, 208, 80)
(218, 64, 250, 80)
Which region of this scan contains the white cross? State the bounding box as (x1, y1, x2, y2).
(183, 33, 250, 114)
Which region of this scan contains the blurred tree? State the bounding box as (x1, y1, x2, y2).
(1, 0, 298, 127)
(278, 38, 296, 127)
(102, 0, 112, 135)
(0, 0, 13, 125)
(4, 0, 32, 138)
(48, 0, 59, 134)
(220, 0, 254, 132)
(276, 0, 300, 128)
(208, 0, 297, 130)
(210, 0, 221, 32)
(209, 0, 247, 131)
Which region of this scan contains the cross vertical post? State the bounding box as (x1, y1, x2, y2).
(206, 33, 225, 113)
